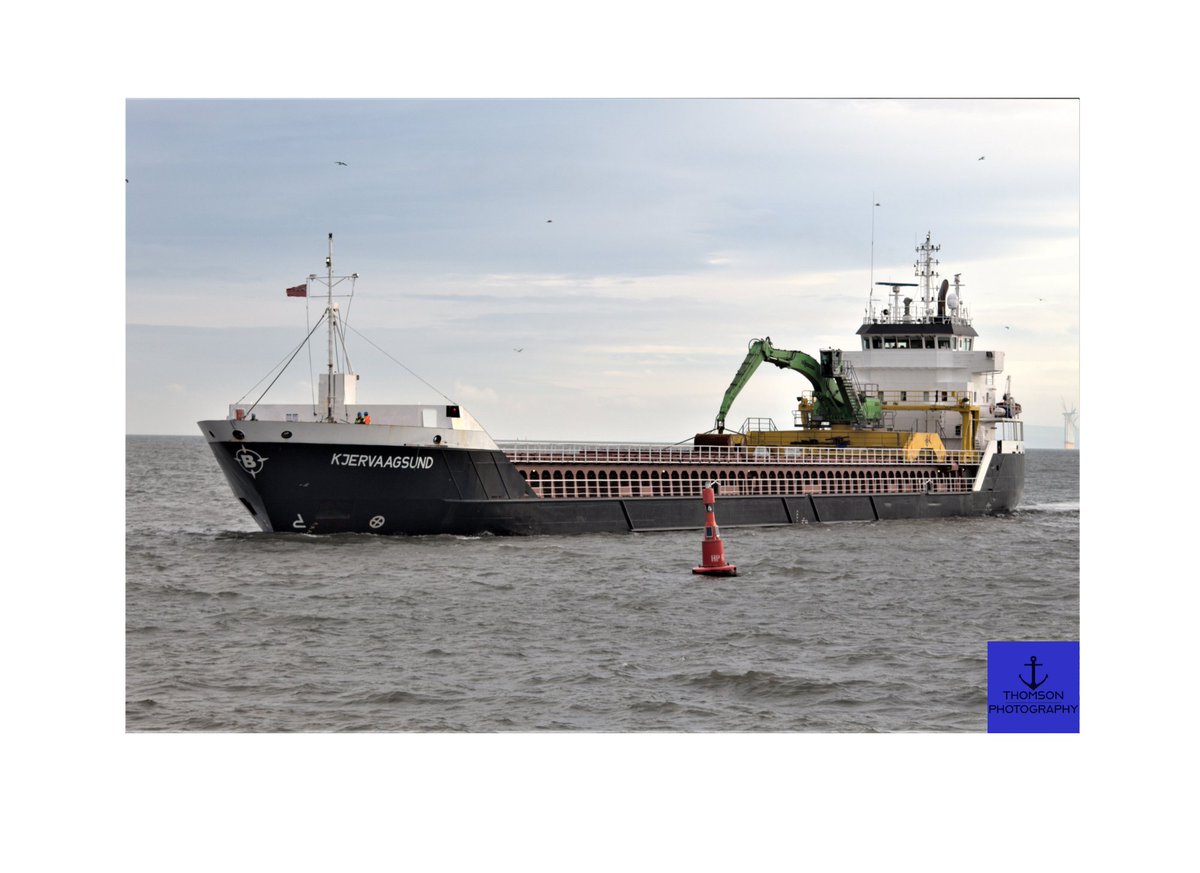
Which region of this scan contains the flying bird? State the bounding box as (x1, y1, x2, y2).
(978, 156, 985, 160)
(335, 161, 348, 166)
(514, 347, 524, 352)
(545, 219, 552, 223)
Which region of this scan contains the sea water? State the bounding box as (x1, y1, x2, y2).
(126, 437, 1078, 731)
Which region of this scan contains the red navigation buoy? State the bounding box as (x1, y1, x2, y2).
(692, 485, 737, 577)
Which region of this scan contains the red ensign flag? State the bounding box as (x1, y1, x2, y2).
(286, 284, 307, 297)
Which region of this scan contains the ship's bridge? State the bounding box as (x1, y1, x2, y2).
(856, 320, 978, 351)
(842, 233, 1015, 451)
(860, 232, 977, 349)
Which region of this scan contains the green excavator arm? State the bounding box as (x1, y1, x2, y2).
(713, 337, 872, 431)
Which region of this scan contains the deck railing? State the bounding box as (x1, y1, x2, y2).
(499, 441, 981, 467)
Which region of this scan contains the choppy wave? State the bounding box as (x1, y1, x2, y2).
(682, 669, 874, 701)
(1018, 502, 1081, 514)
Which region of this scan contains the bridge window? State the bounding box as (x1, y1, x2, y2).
(938, 337, 951, 349)
(872, 337, 882, 349)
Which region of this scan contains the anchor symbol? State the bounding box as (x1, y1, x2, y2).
(1019, 655, 1049, 690)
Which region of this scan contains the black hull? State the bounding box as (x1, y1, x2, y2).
(203, 432, 1025, 536)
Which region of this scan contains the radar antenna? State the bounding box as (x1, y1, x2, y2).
(875, 281, 918, 323)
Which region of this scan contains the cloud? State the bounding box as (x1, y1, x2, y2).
(127, 99, 1078, 435)
(452, 381, 500, 404)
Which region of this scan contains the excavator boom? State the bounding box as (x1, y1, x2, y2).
(714, 337, 871, 431)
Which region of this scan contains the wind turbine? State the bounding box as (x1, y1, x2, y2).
(1061, 398, 1078, 450)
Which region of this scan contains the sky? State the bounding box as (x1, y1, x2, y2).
(126, 98, 1079, 446)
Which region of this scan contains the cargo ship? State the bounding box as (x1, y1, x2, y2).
(199, 233, 1024, 535)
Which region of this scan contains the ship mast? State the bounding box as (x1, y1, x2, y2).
(915, 231, 940, 319)
(324, 233, 335, 421)
(306, 233, 357, 423)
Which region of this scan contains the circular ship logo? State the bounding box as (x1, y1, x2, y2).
(234, 447, 269, 478)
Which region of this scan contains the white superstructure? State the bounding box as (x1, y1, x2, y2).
(842, 232, 1020, 451)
